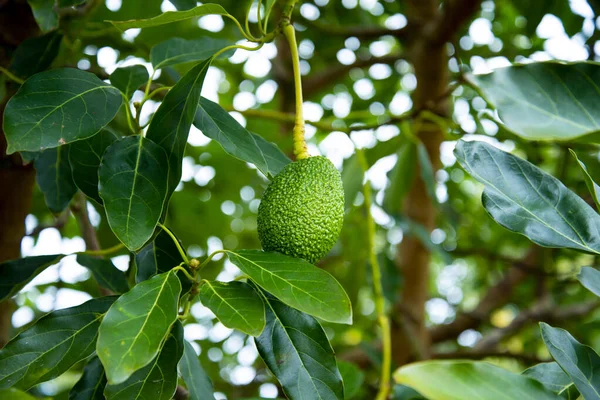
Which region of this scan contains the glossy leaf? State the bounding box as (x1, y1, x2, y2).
(541, 323, 600, 399)
(0, 254, 65, 301)
(338, 361, 365, 399)
(109, 3, 229, 31)
(35, 146, 78, 213)
(97, 270, 181, 384)
(69, 129, 119, 204)
(578, 266, 600, 297)
(3, 68, 122, 154)
(570, 149, 600, 210)
(393, 360, 562, 400)
(98, 136, 169, 251)
(109, 65, 149, 100)
(199, 280, 265, 336)
(104, 321, 184, 400)
(9, 31, 62, 78)
(225, 250, 352, 324)
(383, 140, 416, 214)
(27, 0, 58, 32)
(150, 37, 232, 70)
(194, 97, 291, 179)
(473, 63, 600, 141)
(255, 292, 344, 400)
(455, 140, 600, 254)
(179, 340, 214, 400)
(523, 362, 578, 398)
(0, 297, 116, 390)
(69, 356, 107, 400)
(76, 254, 129, 294)
(146, 59, 210, 199)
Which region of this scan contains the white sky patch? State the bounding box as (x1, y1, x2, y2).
(333, 92, 353, 118)
(354, 78, 375, 100)
(369, 40, 392, 57)
(233, 92, 256, 111)
(537, 14, 566, 38)
(300, 3, 320, 20)
(198, 15, 224, 32)
(385, 13, 407, 30)
(350, 129, 376, 149)
(303, 101, 324, 121)
(188, 125, 212, 147)
(469, 18, 494, 45)
(201, 66, 224, 102)
(366, 154, 395, 190)
(244, 54, 271, 78)
(389, 92, 412, 115)
(369, 63, 392, 80)
(337, 49, 356, 65)
(256, 80, 278, 103)
(318, 132, 355, 169)
(161, 0, 176, 12)
(55, 289, 92, 310)
(106, 0, 121, 11)
(111, 255, 130, 272)
(97, 47, 119, 74)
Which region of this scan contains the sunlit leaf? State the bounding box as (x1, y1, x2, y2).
(109, 4, 229, 31)
(179, 340, 213, 400)
(69, 356, 107, 400)
(150, 37, 232, 70)
(0, 254, 65, 301)
(109, 65, 149, 100)
(0, 388, 42, 400)
(35, 146, 78, 213)
(76, 254, 129, 294)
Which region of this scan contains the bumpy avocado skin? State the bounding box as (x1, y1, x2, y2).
(257, 156, 344, 264)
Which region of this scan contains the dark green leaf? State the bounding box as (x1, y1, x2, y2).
(383, 140, 416, 214)
(150, 37, 232, 70)
(109, 66, 149, 100)
(179, 340, 214, 400)
(225, 250, 352, 324)
(199, 280, 265, 336)
(3, 68, 122, 154)
(338, 361, 364, 399)
(255, 292, 344, 400)
(97, 270, 181, 384)
(0, 254, 65, 301)
(109, 4, 229, 31)
(69, 356, 107, 400)
(9, 31, 62, 78)
(58, 0, 86, 7)
(523, 362, 577, 397)
(455, 140, 600, 254)
(27, 0, 58, 32)
(104, 321, 184, 400)
(578, 266, 600, 297)
(473, 63, 600, 141)
(35, 146, 78, 213)
(194, 97, 291, 179)
(146, 59, 210, 200)
(541, 323, 600, 399)
(393, 360, 562, 400)
(417, 142, 437, 203)
(570, 149, 600, 210)
(0, 297, 116, 390)
(76, 254, 129, 294)
(169, 0, 197, 10)
(512, 0, 584, 36)
(98, 136, 169, 251)
(391, 384, 425, 400)
(69, 129, 119, 204)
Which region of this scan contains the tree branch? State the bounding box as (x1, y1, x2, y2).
(431, 0, 483, 45)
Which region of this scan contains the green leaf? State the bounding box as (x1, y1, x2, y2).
(263, 0, 276, 31)
(570, 149, 600, 210)
(255, 291, 344, 400)
(383, 140, 417, 214)
(150, 37, 232, 70)
(35, 146, 78, 213)
(9, 31, 62, 78)
(194, 97, 291, 179)
(104, 321, 184, 400)
(0, 254, 65, 301)
(69, 356, 107, 400)
(417, 142, 437, 203)
(97, 270, 181, 385)
(473, 63, 600, 141)
(27, 0, 58, 32)
(109, 3, 229, 31)
(0, 297, 116, 390)
(578, 266, 600, 297)
(392, 384, 426, 400)
(198, 280, 265, 336)
(109, 65, 149, 100)
(146, 59, 210, 200)
(393, 360, 562, 400)
(98, 136, 169, 251)
(169, 0, 197, 10)
(69, 129, 119, 204)
(338, 361, 365, 399)
(76, 254, 129, 294)
(3, 68, 122, 154)
(225, 250, 352, 324)
(523, 362, 578, 398)
(0, 388, 43, 400)
(179, 340, 214, 400)
(455, 140, 600, 254)
(541, 323, 600, 399)
(341, 154, 364, 208)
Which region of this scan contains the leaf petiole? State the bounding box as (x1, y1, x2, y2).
(158, 223, 190, 264)
(0, 66, 24, 85)
(79, 243, 125, 257)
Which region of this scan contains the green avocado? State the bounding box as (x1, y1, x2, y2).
(257, 155, 344, 264)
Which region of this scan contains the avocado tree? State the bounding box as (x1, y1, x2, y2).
(1, 0, 600, 399)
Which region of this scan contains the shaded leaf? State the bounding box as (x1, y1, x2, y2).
(199, 280, 265, 336)
(69, 356, 107, 400)
(578, 266, 600, 297)
(255, 291, 344, 400)
(35, 146, 78, 213)
(76, 254, 129, 294)
(0, 254, 65, 301)
(570, 149, 600, 210)
(3, 68, 122, 154)
(455, 140, 600, 254)
(179, 340, 214, 400)
(150, 37, 232, 70)
(393, 360, 562, 400)
(0, 297, 116, 390)
(383, 140, 416, 214)
(225, 250, 352, 324)
(109, 3, 228, 31)
(523, 362, 578, 398)
(194, 97, 291, 179)
(9, 31, 62, 78)
(169, 0, 197, 10)
(97, 270, 181, 384)
(417, 142, 437, 203)
(341, 154, 364, 208)
(27, 0, 58, 32)
(98, 136, 169, 251)
(338, 361, 365, 399)
(392, 384, 426, 400)
(109, 65, 149, 100)
(58, 0, 87, 6)
(69, 129, 119, 204)
(104, 321, 184, 400)
(146, 59, 210, 200)
(541, 323, 600, 399)
(263, 0, 276, 31)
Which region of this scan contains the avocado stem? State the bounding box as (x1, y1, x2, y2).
(283, 23, 309, 160)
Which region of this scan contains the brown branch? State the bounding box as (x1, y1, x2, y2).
(431, 0, 483, 45)
(432, 350, 550, 365)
